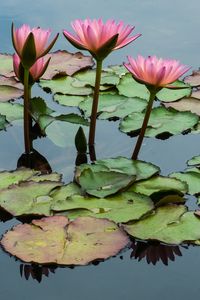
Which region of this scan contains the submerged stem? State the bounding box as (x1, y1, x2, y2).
(88, 59, 103, 148)
(23, 68, 31, 154)
(131, 89, 158, 160)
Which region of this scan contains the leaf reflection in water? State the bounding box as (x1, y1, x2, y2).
(20, 264, 57, 283)
(130, 240, 188, 266)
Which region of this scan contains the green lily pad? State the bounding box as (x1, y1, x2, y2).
(1, 216, 129, 265)
(0, 102, 23, 122)
(156, 80, 191, 102)
(120, 107, 198, 137)
(117, 73, 149, 99)
(128, 175, 188, 196)
(52, 191, 154, 223)
(0, 168, 39, 190)
(0, 180, 62, 217)
(187, 155, 200, 166)
(54, 94, 86, 107)
(0, 54, 14, 77)
(41, 50, 94, 80)
(170, 171, 200, 195)
(39, 76, 93, 96)
(164, 98, 200, 116)
(124, 205, 200, 245)
(0, 114, 8, 130)
(79, 94, 147, 119)
(78, 169, 136, 198)
(104, 65, 128, 77)
(74, 69, 120, 88)
(75, 157, 159, 198)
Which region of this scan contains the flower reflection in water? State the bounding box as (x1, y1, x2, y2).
(20, 264, 57, 283)
(130, 241, 188, 266)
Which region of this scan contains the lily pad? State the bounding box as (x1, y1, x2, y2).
(1, 216, 129, 265)
(0, 102, 23, 122)
(0, 168, 39, 190)
(128, 176, 188, 196)
(117, 73, 149, 99)
(187, 155, 200, 166)
(0, 180, 62, 217)
(0, 54, 14, 77)
(54, 95, 86, 107)
(79, 94, 147, 119)
(170, 171, 200, 195)
(39, 76, 93, 96)
(124, 205, 200, 245)
(52, 191, 154, 223)
(74, 69, 120, 88)
(0, 115, 8, 130)
(184, 70, 200, 87)
(120, 107, 198, 137)
(164, 98, 200, 116)
(41, 50, 94, 80)
(0, 85, 23, 102)
(30, 97, 54, 122)
(156, 81, 191, 102)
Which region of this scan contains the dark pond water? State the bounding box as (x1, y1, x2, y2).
(1, 0, 200, 299)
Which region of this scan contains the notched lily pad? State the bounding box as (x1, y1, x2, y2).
(0, 54, 14, 77)
(41, 50, 94, 80)
(79, 94, 147, 119)
(75, 157, 159, 197)
(1, 216, 129, 265)
(120, 107, 198, 137)
(184, 70, 200, 87)
(164, 98, 200, 116)
(52, 191, 154, 223)
(124, 205, 200, 245)
(0, 102, 23, 122)
(156, 80, 191, 102)
(170, 171, 200, 195)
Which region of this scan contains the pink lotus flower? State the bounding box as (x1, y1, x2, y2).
(124, 55, 190, 88)
(63, 19, 141, 60)
(12, 24, 59, 60)
(13, 53, 50, 83)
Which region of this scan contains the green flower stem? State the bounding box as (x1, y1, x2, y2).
(23, 68, 32, 154)
(132, 89, 157, 160)
(88, 59, 103, 147)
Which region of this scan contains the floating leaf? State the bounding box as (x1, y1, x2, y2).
(1, 216, 129, 265)
(105, 65, 128, 77)
(0, 85, 23, 102)
(128, 176, 188, 196)
(52, 191, 154, 223)
(187, 155, 200, 166)
(0, 168, 39, 190)
(120, 107, 198, 137)
(184, 70, 200, 87)
(74, 69, 120, 88)
(117, 73, 149, 99)
(164, 98, 200, 116)
(54, 94, 86, 107)
(79, 94, 147, 119)
(0, 102, 23, 122)
(78, 169, 136, 198)
(41, 50, 94, 79)
(0, 54, 14, 77)
(124, 205, 200, 245)
(156, 80, 191, 102)
(0, 180, 62, 217)
(40, 76, 93, 96)
(170, 171, 200, 195)
(0, 114, 8, 130)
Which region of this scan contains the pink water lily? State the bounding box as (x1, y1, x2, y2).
(13, 54, 50, 83)
(124, 55, 190, 88)
(63, 18, 141, 59)
(12, 24, 59, 60)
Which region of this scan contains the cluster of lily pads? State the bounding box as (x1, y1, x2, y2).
(1, 19, 200, 267)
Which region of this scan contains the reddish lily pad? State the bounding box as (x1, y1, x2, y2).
(164, 98, 200, 116)
(184, 70, 200, 87)
(0, 76, 23, 102)
(41, 50, 94, 80)
(1, 216, 129, 265)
